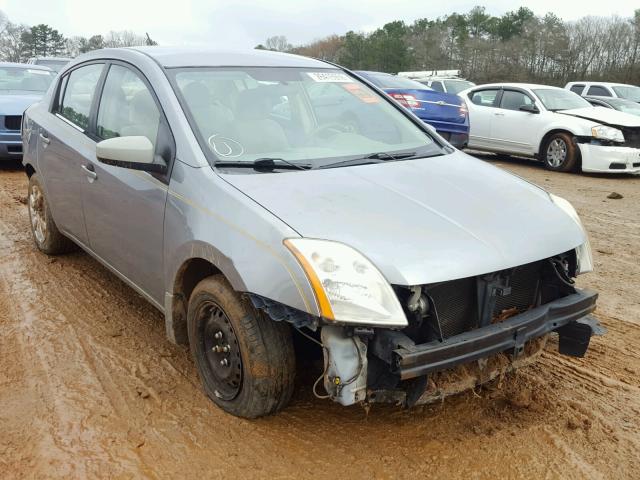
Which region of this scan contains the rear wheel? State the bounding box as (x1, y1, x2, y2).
(28, 173, 77, 254)
(542, 132, 578, 172)
(187, 275, 295, 418)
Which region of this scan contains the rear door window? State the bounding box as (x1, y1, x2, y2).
(587, 85, 612, 96)
(56, 64, 104, 130)
(569, 84, 585, 95)
(469, 89, 500, 107)
(430, 81, 444, 92)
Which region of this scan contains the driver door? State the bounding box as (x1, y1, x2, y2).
(490, 89, 544, 155)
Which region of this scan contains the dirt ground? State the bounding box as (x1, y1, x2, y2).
(1, 156, 639, 479)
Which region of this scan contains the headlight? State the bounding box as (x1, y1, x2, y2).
(591, 125, 624, 143)
(549, 194, 593, 274)
(284, 238, 408, 327)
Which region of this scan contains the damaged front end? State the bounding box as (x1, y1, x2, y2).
(318, 252, 603, 407)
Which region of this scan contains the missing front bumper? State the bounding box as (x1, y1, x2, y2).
(374, 289, 599, 381)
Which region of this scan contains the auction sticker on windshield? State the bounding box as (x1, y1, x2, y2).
(306, 71, 353, 82)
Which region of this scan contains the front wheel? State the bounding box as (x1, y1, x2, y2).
(187, 275, 295, 418)
(542, 133, 579, 172)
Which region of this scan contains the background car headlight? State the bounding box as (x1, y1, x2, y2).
(591, 125, 624, 143)
(549, 194, 593, 274)
(285, 238, 407, 327)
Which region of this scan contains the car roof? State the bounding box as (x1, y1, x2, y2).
(470, 82, 563, 91)
(102, 46, 332, 69)
(31, 56, 73, 61)
(0, 62, 52, 71)
(355, 70, 391, 76)
(567, 81, 633, 87)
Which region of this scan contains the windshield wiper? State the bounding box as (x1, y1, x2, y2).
(320, 151, 419, 169)
(214, 158, 312, 171)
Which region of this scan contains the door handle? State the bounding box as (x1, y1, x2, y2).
(39, 132, 50, 145)
(81, 164, 98, 181)
(494, 112, 505, 116)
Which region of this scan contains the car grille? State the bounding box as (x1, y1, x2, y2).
(4, 115, 21, 131)
(622, 127, 640, 149)
(425, 261, 542, 339)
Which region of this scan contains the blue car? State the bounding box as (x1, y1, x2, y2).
(0, 62, 56, 159)
(355, 70, 469, 148)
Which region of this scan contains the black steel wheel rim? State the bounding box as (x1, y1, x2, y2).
(200, 301, 243, 401)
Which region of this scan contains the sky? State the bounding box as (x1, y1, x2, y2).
(0, 0, 638, 48)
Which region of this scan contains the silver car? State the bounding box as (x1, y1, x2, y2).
(0, 62, 55, 158)
(22, 47, 601, 418)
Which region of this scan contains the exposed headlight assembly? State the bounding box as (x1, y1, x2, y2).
(285, 238, 407, 327)
(549, 194, 593, 274)
(591, 125, 624, 143)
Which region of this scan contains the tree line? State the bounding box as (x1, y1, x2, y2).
(263, 6, 640, 86)
(0, 10, 156, 62)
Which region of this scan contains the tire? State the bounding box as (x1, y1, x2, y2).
(542, 132, 579, 172)
(27, 173, 77, 255)
(187, 275, 295, 418)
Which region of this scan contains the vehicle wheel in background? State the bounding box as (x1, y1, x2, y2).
(187, 275, 295, 418)
(28, 173, 77, 254)
(542, 132, 578, 172)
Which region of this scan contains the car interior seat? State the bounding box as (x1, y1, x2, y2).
(233, 88, 289, 154)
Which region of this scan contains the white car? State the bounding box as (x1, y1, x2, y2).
(460, 83, 640, 174)
(565, 81, 640, 103)
(417, 78, 476, 95)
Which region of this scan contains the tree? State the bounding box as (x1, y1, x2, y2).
(264, 35, 292, 52)
(0, 21, 28, 62)
(21, 24, 66, 57)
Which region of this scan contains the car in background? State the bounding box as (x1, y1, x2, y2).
(0, 62, 55, 158)
(355, 70, 469, 148)
(27, 56, 73, 73)
(584, 96, 640, 116)
(22, 47, 600, 417)
(461, 83, 640, 174)
(417, 78, 475, 95)
(565, 82, 640, 103)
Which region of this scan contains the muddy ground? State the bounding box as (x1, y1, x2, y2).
(1, 156, 639, 479)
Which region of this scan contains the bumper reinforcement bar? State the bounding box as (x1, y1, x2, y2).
(391, 289, 599, 380)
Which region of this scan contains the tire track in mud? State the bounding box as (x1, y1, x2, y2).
(1, 162, 640, 479)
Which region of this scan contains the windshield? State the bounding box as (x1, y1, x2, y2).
(363, 73, 429, 90)
(171, 67, 444, 170)
(606, 98, 640, 115)
(533, 88, 592, 111)
(443, 80, 474, 94)
(0, 67, 55, 92)
(612, 85, 640, 103)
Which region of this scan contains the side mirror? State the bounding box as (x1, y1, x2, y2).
(519, 104, 539, 114)
(96, 136, 166, 173)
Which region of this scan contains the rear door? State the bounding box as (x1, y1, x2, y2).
(80, 62, 174, 304)
(489, 89, 543, 154)
(37, 62, 105, 245)
(465, 88, 501, 148)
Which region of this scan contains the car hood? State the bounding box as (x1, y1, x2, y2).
(558, 106, 640, 127)
(0, 91, 45, 116)
(223, 151, 586, 285)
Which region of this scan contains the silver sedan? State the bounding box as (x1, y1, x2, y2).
(22, 47, 600, 418)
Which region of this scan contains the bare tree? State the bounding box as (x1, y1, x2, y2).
(264, 35, 292, 52)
